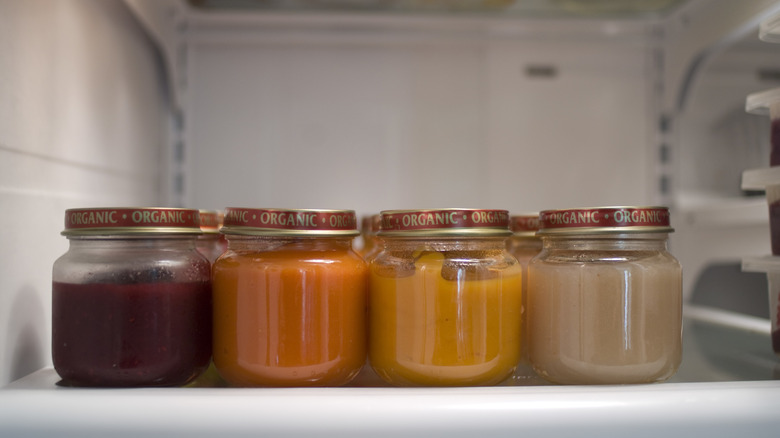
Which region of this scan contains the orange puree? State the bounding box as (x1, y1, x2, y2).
(212, 240, 367, 387)
(369, 252, 522, 386)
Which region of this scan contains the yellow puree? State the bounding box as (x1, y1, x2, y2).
(369, 253, 522, 386)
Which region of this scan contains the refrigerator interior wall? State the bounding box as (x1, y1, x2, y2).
(182, 29, 659, 214)
(0, 0, 168, 385)
(163, 0, 780, 300)
(177, 8, 662, 215)
(671, 23, 780, 299)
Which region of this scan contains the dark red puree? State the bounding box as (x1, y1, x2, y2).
(770, 201, 780, 255)
(773, 330, 780, 355)
(772, 119, 780, 167)
(774, 300, 780, 355)
(52, 281, 212, 387)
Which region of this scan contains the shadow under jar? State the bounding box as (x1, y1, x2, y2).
(52, 207, 212, 387)
(369, 209, 522, 386)
(528, 206, 682, 385)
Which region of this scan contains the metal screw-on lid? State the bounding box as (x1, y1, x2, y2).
(62, 207, 202, 236)
(361, 214, 381, 234)
(220, 208, 359, 237)
(199, 210, 223, 234)
(378, 208, 511, 237)
(537, 206, 673, 235)
(510, 214, 540, 237)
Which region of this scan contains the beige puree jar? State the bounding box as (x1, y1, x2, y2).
(528, 206, 682, 385)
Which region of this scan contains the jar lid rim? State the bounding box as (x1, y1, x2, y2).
(537, 206, 673, 234)
(198, 209, 223, 232)
(510, 213, 540, 233)
(220, 207, 359, 236)
(378, 208, 511, 236)
(62, 207, 202, 235)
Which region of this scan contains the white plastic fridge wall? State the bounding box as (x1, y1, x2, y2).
(177, 7, 661, 215)
(0, 0, 168, 385)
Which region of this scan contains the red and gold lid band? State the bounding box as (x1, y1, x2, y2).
(510, 214, 540, 234)
(379, 209, 511, 236)
(62, 208, 202, 235)
(538, 206, 672, 234)
(220, 208, 359, 236)
(199, 210, 223, 232)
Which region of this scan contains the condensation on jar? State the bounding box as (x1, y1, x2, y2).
(369, 209, 523, 386)
(52, 207, 212, 387)
(528, 206, 682, 385)
(212, 208, 367, 387)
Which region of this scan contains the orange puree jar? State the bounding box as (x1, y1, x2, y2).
(212, 208, 367, 387)
(369, 209, 522, 386)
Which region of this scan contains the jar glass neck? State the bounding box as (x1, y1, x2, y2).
(67, 236, 198, 250)
(541, 233, 669, 251)
(508, 235, 543, 248)
(225, 235, 354, 252)
(382, 237, 508, 252)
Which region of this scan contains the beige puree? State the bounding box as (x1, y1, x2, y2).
(528, 243, 682, 385)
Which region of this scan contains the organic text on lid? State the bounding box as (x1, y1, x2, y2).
(62, 207, 202, 235)
(379, 209, 511, 236)
(220, 208, 359, 236)
(538, 206, 672, 234)
(510, 214, 540, 234)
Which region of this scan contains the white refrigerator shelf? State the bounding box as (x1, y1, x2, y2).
(2, 309, 779, 438)
(742, 167, 780, 191)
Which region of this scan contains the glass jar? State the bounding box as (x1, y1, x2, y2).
(506, 214, 543, 383)
(196, 209, 227, 263)
(746, 87, 780, 166)
(52, 207, 212, 387)
(369, 209, 522, 386)
(359, 214, 381, 262)
(507, 214, 543, 271)
(528, 206, 682, 385)
(212, 208, 367, 387)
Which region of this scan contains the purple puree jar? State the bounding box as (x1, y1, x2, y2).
(773, 119, 780, 166)
(52, 207, 212, 387)
(746, 87, 780, 167)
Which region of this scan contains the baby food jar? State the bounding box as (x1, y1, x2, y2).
(359, 214, 381, 262)
(212, 208, 367, 387)
(746, 87, 780, 167)
(196, 210, 227, 263)
(369, 209, 522, 386)
(746, 89, 780, 254)
(52, 207, 212, 387)
(506, 214, 543, 382)
(528, 206, 682, 385)
(508, 214, 542, 262)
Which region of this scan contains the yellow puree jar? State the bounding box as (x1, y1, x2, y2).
(369, 209, 522, 386)
(528, 206, 682, 385)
